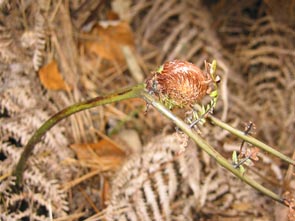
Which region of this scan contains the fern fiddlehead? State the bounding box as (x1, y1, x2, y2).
(13, 60, 295, 208)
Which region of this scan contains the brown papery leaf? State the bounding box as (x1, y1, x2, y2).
(38, 60, 70, 91)
(71, 139, 126, 172)
(246, 147, 260, 161)
(232, 202, 252, 212)
(84, 21, 135, 63)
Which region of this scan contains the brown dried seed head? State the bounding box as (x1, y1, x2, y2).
(146, 60, 211, 108)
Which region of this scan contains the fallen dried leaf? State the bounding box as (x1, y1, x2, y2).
(71, 139, 126, 171)
(232, 202, 252, 212)
(38, 60, 70, 91)
(249, 147, 260, 161)
(102, 179, 111, 207)
(84, 21, 134, 63)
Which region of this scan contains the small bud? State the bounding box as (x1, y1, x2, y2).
(146, 60, 211, 109)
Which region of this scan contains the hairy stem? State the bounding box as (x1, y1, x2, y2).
(208, 115, 295, 166)
(14, 84, 145, 186)
(141, 91, 285, 204)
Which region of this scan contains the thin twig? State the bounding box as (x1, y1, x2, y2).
(239, 121, 253, 154)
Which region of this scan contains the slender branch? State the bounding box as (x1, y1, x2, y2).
(208, 115, 295, 166)
(14, 84, 145, 186)
(141, 91, 285, 204)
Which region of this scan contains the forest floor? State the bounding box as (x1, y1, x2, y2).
(0, 0, 295, 220)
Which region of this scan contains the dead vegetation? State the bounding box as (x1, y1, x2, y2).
(0, 0, 295, 220)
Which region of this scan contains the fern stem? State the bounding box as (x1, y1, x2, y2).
(14, 84, 145, 186)
(14, 82, 290, 206)
(141, 91, 285, 204)
(208, 115, 295, 166)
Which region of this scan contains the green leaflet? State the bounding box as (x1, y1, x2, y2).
(157, 65, 164, 73)
(232, 151, 246, 175)
(193, 60, 219, 126)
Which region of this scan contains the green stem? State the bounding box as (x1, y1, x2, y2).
(141, 91, 284, 204)
(13, 82, 290, 206)
(14, 84, 145, 186)
(208, 115, 295, 166)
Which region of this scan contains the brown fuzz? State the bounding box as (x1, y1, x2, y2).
(146, 60, 211, 108)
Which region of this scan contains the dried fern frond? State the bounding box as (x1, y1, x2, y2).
(33, 12, 47, 71)
(97, 133, 273, 221)
(0, 62, 75, 221)
(1, 1, 107, 219)
(0, 23, 16, 63)
(103, 133, 200, 221)
(211, 0, 295, 152)
(1, 137, 70, 219)
(1, 168, 68, 220)
(237, 16, 295, 149)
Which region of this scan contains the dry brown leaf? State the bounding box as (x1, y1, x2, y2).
(71, 139, 125, 159)
(248, 147, 260, 161)
(38, 60, 70, 91)
(71, 139, 126, 171)
(102, 179, 111, 207)
(232, 202, 252, 212)
(84, 21, 135, 63)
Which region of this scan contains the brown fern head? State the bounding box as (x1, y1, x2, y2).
(146, 60, 211, 108)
